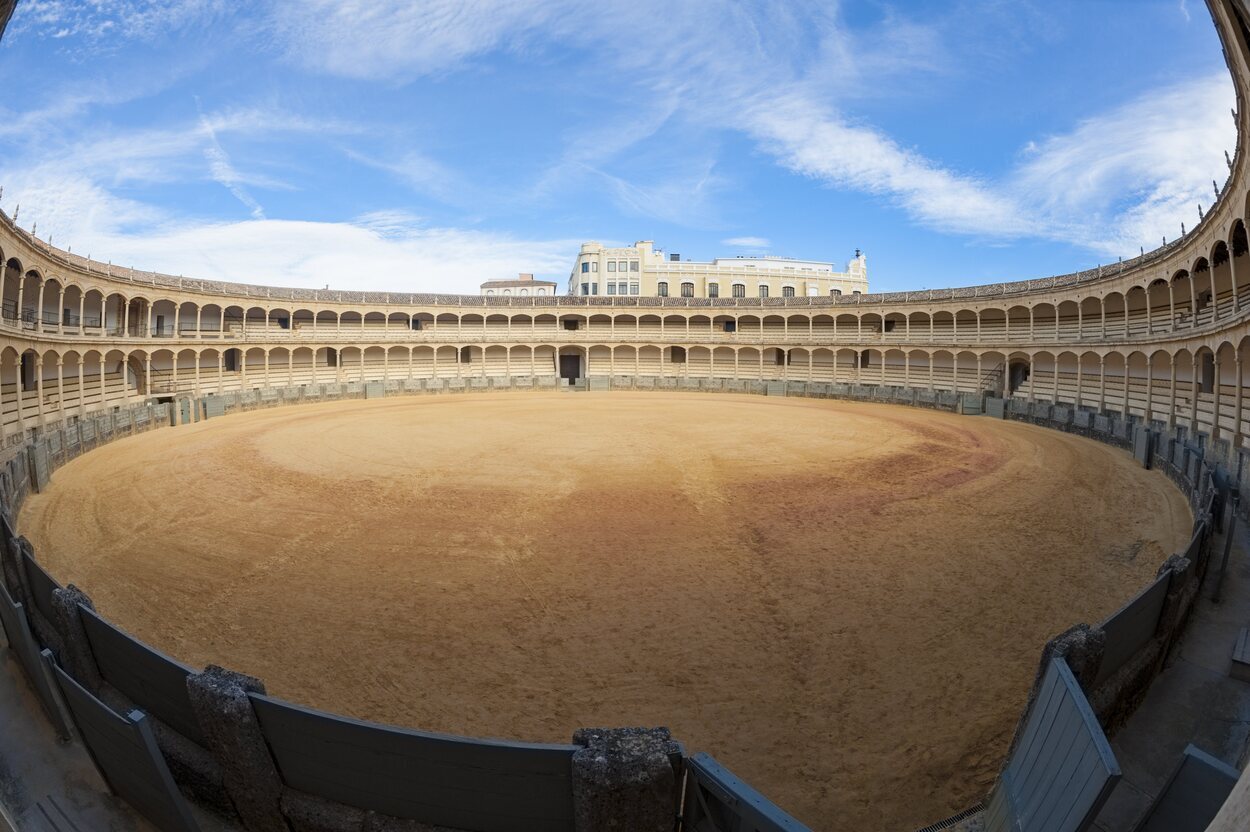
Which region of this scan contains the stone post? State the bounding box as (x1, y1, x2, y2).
(49, 584, 103, 693)
(571, 727, 681, 832)
(0, 529, 27, 601)
(1155, 556, 1195, 641)
(1003, 623, 1105, 763)
(186, 665, 290, 832)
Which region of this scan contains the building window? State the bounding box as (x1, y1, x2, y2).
(852, 290, 861, 296)
(630, 284, 640, 295)
(591, 262, 598, 272)
(759, 285, 769, 298)
(671, 346, 687, 363)
(708, 283, 719, 298)
(459, 346, 471, 363)
(782, 286, 795, 297)
(538, 288, 547, 295)
(723, 320, 736, 332)
(503, 289, 511, 296)
(581, 262, 590, 274)
(563, 319, 580, 331)
(807, 286, 818, 297)
(581, 283, 590, 295)
(630, 261, 639, 272)
(592, 283, 598, 295)
(520, 288, 529, 296)
(831, 288, 842, 296)
(681, 282, 694, 298)
(607, 283, 617, 295)
(658, 281, 669, 297)
(486, 289, 495, 295)
(732, 283, 745, 298)
(607, 261, 617, 272)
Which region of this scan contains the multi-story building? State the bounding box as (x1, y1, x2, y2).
(479, 273, 557, 297)
(567, 240, 868, 298)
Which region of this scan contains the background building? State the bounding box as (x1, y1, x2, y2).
(567, 240, 868, 298)
(480, 273, 557, 297)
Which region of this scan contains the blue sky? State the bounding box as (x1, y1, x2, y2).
(0, 0, 1236, 294)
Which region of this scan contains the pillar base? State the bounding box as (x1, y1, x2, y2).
(571, 727, 680, 832)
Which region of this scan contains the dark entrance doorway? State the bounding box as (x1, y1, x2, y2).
(559, 354, 580, 384)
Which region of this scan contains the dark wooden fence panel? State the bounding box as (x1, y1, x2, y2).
(0, 582, 70, 738)
(20, 548, 60, 626)
(79, 606, 205, 745)
(44, 653, 201, 832)
(681, 752, 810, 832)
(986, 657, 1119, 832)
(250, 693, 578, 832)
(1132, 744, 1240, 832)
(1096, 573, 1171, 685)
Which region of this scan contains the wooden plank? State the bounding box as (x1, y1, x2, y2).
(682, 752, 810, 832)
(45, 654, 201, 832)
(1133, 745, 1240, 832)
(250, 693, 577, 831)
(0, 582, 71, 738)
(991, 658, 1120, 832)
(20, 549, 59, 627)
(1097, 573, 1171, 685)
(79, 607, 205, 745)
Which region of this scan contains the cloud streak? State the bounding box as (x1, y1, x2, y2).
(268, 0, 1236, 258)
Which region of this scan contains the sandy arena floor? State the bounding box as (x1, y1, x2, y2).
(20, 392, 1191, 830)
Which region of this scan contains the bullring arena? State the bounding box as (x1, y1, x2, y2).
(1, 2, 1250, 832)
(16, 394, 1191, 829)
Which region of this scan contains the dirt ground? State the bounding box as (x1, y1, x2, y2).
(20, 392, 1191, 830)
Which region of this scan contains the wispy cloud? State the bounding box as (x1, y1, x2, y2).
(264, 0, 1235, 257)
(268, 0, 569, 82)
(80, 215, 577, 294)
(723, 236, 770, 248)
(11, 0, 229, 47)
(197, 105, 265, 219)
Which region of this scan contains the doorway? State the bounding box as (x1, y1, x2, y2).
(559, 354, 581, 384)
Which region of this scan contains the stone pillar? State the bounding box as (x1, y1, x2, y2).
(49, 585, 104, 693)
(186, 665, 290, 832)
(1156, 555, 1196, 652)
(1004, 624, 1105, 760)
(571, 727, 680, 832)
(0, 531, 27, 602)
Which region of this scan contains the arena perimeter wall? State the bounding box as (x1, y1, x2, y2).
(0, 379, 1227, 832)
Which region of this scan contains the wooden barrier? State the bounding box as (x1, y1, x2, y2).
(43, 651, 202, 832)
(1095, 573, 1171, 686)
(250, 692, 580, 831)
(1132, 745, 1240, 832)
(682, 752, 809, 832)
(20, 547, 60, 628)
(985, 657, 1119, 832)
(0, 581, 70, 738)
(79, 606, 206, 745)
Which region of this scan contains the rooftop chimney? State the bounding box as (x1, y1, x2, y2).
(518, 273, 534, 281)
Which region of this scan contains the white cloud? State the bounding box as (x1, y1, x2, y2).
(11, 0, 228, 45)
(723, 236, 770, 248)
(197, 108, 266, 220)
(1010, 72, 1233, 256)
(263, 0, 1235, 259)
(76, 215, 577, 294)
(1, 136, 574, 293)
(268, 0, 570, 82)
